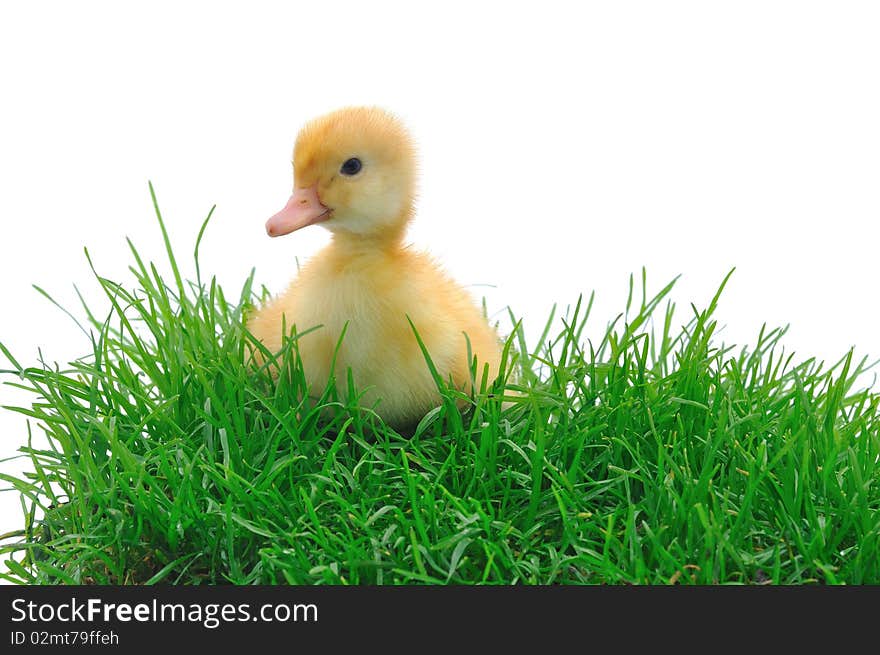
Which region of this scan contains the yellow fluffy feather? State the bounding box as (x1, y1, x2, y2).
(248, 107, 502, 427)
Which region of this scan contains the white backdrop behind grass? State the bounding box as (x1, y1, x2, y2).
(1, 1, 878, 565)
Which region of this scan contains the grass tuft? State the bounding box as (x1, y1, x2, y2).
(1, 189, 879, 584)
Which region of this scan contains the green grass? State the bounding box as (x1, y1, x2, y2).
(2, 186, 879, 585)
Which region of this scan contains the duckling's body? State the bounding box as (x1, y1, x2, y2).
(248, 107, 502, 426)
(249, 237, 501, 426)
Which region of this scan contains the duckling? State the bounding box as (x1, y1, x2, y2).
(247, 106, 503, 427)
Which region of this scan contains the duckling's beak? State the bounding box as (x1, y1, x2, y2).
(265, 185, 331, 237)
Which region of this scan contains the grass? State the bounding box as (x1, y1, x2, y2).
(1, 186, 879, 585)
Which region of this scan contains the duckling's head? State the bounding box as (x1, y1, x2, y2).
(266, 106, 417, 241)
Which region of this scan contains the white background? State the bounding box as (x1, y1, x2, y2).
(1, 2, 878, 569)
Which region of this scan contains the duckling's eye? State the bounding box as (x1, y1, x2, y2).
(340, 157, 362, 176)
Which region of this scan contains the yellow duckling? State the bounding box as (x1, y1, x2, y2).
(248, 107, 503, 427)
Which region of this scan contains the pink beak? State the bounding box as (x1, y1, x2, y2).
(265, 185, 331, 237)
